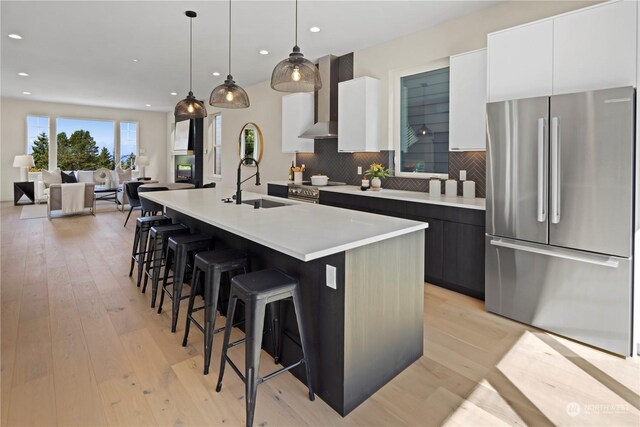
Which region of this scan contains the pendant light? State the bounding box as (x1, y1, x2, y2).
(270, 0, 321, 92)
(209, 0, 249, 108)
(174, 11, 208, 121)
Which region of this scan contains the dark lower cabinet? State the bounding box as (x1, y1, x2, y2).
(320, 191, 485, 300)
(424, 218, 444, 281)
(267, 183, 288, 199)
(442, 222, 485, 300)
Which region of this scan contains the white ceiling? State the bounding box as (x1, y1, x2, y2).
(1, 0, 499, 112)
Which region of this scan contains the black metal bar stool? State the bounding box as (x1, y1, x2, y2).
(142, 223, 190, 307)
(129, 215, 171, 286)
(215, 269, 315, 427)
(157, 233, 214, 332)
(135, 186, 170, 287)
(182, 249, 249, 375)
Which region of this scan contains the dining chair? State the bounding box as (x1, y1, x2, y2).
(124, 181, 145, 226)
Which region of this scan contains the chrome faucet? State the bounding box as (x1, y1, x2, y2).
(236, 157, 261, 204)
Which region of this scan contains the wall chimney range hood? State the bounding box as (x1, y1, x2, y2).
(299, 55, 339, 139)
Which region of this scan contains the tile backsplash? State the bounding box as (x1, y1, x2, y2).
(296, 140, 486, 198)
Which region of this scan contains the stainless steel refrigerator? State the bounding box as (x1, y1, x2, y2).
(485, 86, 635, 356)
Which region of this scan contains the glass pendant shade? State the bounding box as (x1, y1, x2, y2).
(175, 91, 208, 122)
(271, 45, 321, 92)
(210, 0, 249, 109)
(210, 75, 250, 108)
(174, 11, 207, 121)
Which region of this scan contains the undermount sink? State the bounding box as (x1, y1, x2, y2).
(242, 198, 291, 209)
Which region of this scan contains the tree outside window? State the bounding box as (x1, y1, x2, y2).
(56, 118, 115, 170)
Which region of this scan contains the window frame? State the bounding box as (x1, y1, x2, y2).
(119, 120, 139, 169)
(391, 59, 450, 179)
(208, 113, 222, 178)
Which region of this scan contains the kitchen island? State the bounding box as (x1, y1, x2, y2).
(141, 187, 428, 416)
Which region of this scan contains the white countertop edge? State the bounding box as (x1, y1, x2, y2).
(142, 189, 429, 262)
(164, 205, 428, 262)
(317, 185, 486, 210)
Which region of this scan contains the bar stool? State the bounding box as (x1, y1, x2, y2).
(142, 223, 190, 307)
(158, 233, 214, 332)
(182, 249, 249, 375)
(215, 269, 315, 427)
(129, 215, 171, 286)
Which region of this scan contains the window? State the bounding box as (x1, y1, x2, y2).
(209, 113, 222, 176)
(56, 118, 115, 170)
(27, 116, 50, 170)
(394, 65, 450, 178)
(119, 121, 138, 169)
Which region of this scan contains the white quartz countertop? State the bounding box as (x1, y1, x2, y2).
(318, 185, 486, 210)
(141, 187, 428, 262)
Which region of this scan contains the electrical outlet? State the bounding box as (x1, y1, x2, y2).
(357, 166, 362, 175)
(326, 265, 337, 289)
(459, 170, 467, 181)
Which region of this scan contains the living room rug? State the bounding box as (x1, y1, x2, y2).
(20, 204, 47, 219)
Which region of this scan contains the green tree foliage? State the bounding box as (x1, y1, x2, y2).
(57, 129, 112, 171)
(31, 132, 49, 170)
(96, 147, 115, 169)
(120, 152, 136, 170)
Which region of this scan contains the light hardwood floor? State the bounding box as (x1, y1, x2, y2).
(1, 201, 639, 426)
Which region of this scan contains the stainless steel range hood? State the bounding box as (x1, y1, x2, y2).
(299, 55, 338, 139)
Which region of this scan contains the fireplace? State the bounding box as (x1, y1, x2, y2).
(174, 154, 195, 184)
(176, 164, 193, 183)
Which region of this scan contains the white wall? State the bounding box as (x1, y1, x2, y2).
(354, 0, 598, 149)
(0, 98, 169, 201)
(201, 80, 295, 194)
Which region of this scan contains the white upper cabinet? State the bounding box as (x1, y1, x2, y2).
(281, 93, 314, 153)
(553, 0, 637, 95)
(450, 48, 487, 151)
(487, 20, 553, 102)
(487, 1, 637, 102)
(338, 76, 381, 152)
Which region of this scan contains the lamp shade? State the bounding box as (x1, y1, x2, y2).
(175, 92, 208, 122)
(13, 155, 34, 168)
(271, 46, 321, 93)
(135, 155, 150, 167)
(210, 75, 250, 108)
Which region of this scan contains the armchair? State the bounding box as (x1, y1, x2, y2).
(47, 183, 95, 219)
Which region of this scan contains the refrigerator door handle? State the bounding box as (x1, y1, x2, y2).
(489, 237, 620, 268)
(550, 116, 560, 224)
(537, 118, 546, 222)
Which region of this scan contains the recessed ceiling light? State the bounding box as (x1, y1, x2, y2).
(309, 26, 320, 33)
(145, 104, 151, 107)
(170, 92, 177, 96)
(212, 72, 221, 76)
(22, 91, 31, 95)
(18, 72, 29, 77)
(8, 33, 22, 39)
(259, 50, 269, 55)
(133, 59, 139, 62)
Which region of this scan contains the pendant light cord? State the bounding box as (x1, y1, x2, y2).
(228, 0, 232, 76)
(295, 0, 298, 46)
(189, 16, 193, 92)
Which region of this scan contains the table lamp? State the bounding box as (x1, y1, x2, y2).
(13, 155, 35, 182)
(135, 155, 150, 178)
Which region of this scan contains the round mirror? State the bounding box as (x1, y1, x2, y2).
(238, 122, 263, 166)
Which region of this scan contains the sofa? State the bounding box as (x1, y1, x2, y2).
(47, 183, 96, 219)
(35, 169, 139, 204)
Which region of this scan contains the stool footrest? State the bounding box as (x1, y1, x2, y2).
(222, 353, 306, 386)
